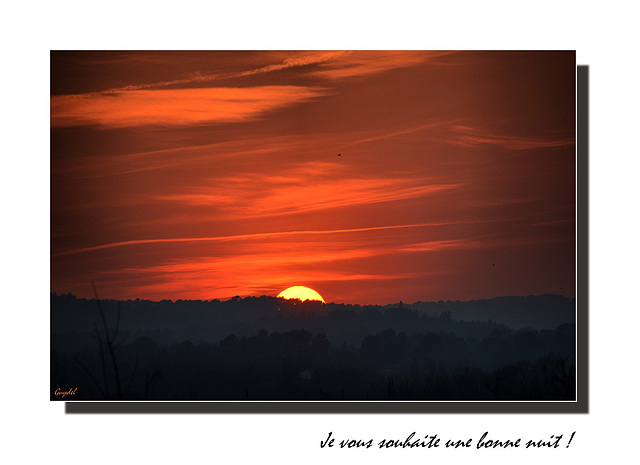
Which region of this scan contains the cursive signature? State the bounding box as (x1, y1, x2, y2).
(54, 387, 78, 398)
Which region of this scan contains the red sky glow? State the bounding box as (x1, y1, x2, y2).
(51, 51, 576, 305)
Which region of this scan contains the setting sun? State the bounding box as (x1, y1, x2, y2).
(277, 286, 326, 303)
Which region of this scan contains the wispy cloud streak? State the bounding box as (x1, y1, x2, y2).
(97, 51, 445, 93)
(310, 51, 453, 79)
(152, 159, 460, 218)
(103, 52, 350, 92)
(451, 125, 574, 150)
(159, 179, 460, 217)
(52, 221, 460, 257)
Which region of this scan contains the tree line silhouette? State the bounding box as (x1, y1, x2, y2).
(50, 293, 576, 400)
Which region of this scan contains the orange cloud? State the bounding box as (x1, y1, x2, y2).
(156, 160, 461, 217)
(451, 125, 575, 150)
(50, 86, 329, 128)
(156, 179, 459, 218)
(50, 52, 448, 129)
(310, 51, 453, 80)
(239, 180, 458, 217)
(399, 239, 473, 252)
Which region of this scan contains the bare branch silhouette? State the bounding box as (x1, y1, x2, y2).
(92, 281, 123, 398)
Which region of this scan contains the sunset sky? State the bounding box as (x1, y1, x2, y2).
(50, 51, 576, 305)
